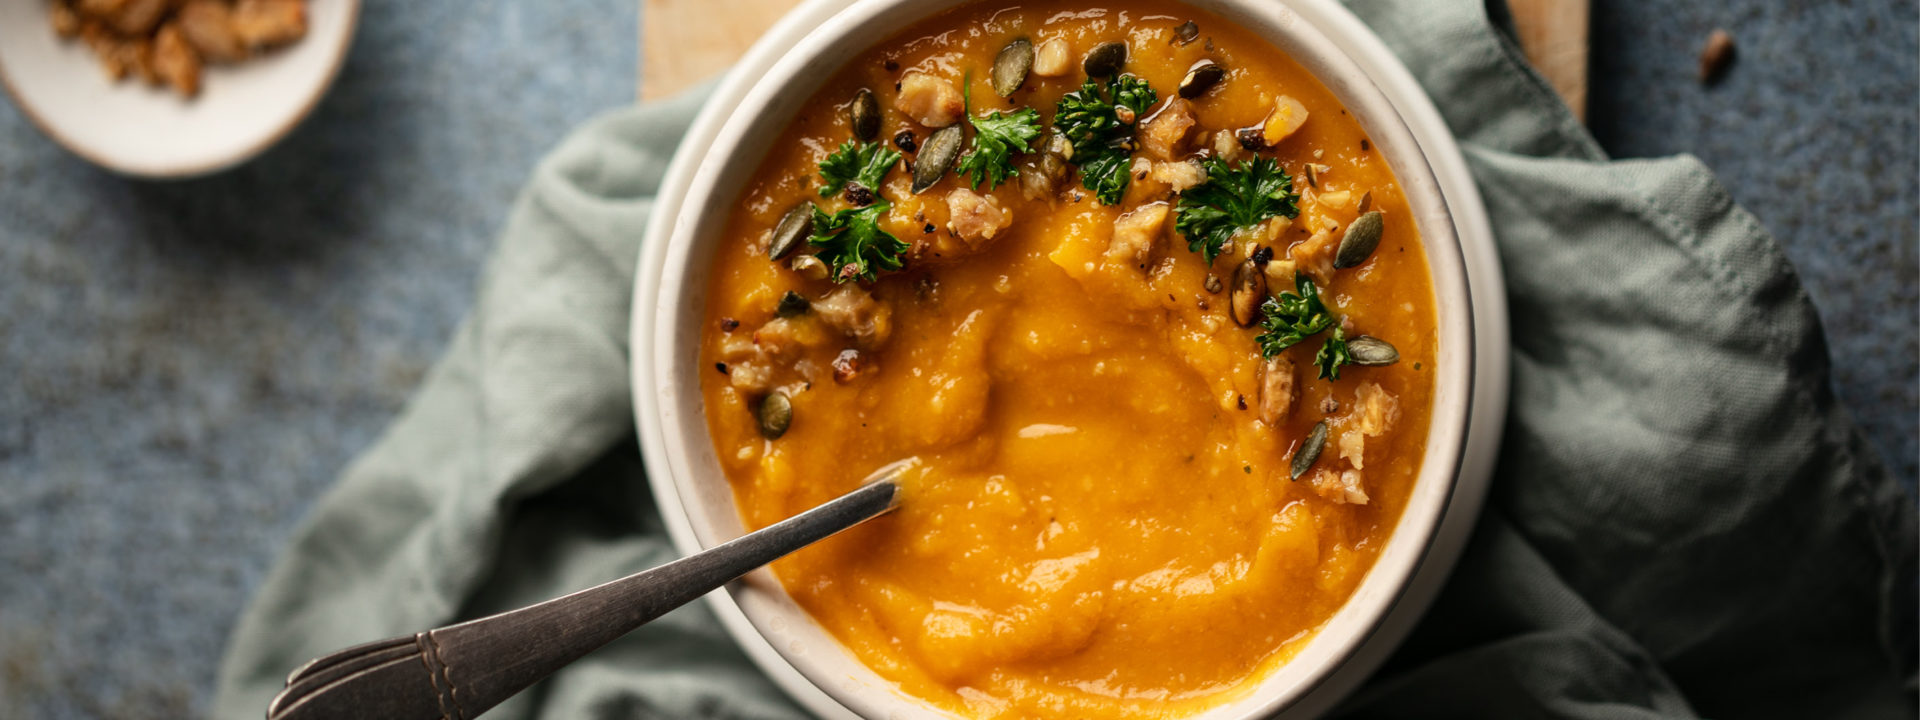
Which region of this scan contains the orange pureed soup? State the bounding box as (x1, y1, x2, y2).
(700, 0, 1436, 716)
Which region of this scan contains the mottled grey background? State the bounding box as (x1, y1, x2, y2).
(0, 1, 637, 717)
(0, 0, 1911, 718)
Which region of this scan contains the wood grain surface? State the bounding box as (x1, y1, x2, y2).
(640, 0, 1590, 116)
(639, 0, 801, 100)
(1507, 0, 1589, 119)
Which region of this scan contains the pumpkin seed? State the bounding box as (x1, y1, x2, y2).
(1029, 131, 1069, 191)
(1046, 131, 1073, 161)
(912, 124, 964, 194)
(757, 392, 793, 439)
(1178, 60, 1224, 99)
(1347, 336, 1400, 366)
(1334, 210, 1384, 269)
(991, 38, 1033, 97)
(1172, 21, 1200, 46)
(1083, 41, 1126, 78)
(1235, 126, 1267, 151)
(776, 291, 810, 318)
(789, 254, 829, 280)
(1698, 29, 1735, 84)
(768, 204, 812, 260)
(850, 88, 880, 141)
(1039, 146, 1068, 183)
(1229, 256, 1266, 327)
(1290, 420, 1327, 480)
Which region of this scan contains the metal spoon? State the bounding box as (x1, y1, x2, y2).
(265, 464, 906, 720)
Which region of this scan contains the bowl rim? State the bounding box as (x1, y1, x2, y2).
(631, 0, 1498, 717)
(0, 0, 363, 179)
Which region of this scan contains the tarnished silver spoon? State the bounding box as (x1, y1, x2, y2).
(265, 464, 907, 720)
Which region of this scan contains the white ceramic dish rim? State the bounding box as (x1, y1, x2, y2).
(630, 0, 1512, 717)
(0, 0, 361, 179)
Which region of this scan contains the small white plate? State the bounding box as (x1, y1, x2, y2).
(0, 0, 360, 179)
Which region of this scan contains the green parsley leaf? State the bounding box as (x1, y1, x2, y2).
(1314, 326, 1354, 380)
(817, 140, 902, 198)
(1110, 74, 1157, 118)
(808, 201, 908, 283)
(1174, 157, 1302, 264)
(1054, 80, 1119, 152)
(955, 107, 1043, 190)
(1255, 274, 1337, 357)
(1076, 151, 1134, 206)
(1053, 74, 1158, 205)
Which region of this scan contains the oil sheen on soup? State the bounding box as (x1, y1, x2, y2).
(700, 1, 1438, 716)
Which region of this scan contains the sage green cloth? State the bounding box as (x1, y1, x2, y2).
(212, 1, 1917, 718)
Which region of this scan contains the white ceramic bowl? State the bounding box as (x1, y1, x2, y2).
(631, 0, 1512, 717)
(0, 0, 359, 178)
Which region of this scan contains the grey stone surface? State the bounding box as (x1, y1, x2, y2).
(1587, 0, 1918, 484)
(0, 1, 1910, 719)
(0, 1, 636, 718)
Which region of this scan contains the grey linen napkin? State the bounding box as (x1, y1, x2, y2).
(212, 1, 1918, 718)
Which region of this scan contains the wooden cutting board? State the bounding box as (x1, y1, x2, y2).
(641, 0, 1588, 119)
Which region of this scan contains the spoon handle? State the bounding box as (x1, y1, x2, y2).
(267, 476, 901, 720)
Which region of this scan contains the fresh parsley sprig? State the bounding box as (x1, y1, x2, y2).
(1053, 74, 1157, 205)
(1255, 274, 1351, 379)
(1313, 327, 1353, 380)
(1256, 274, 1336, 356)
(808, 201, 908, 283)
(817, 140, 902, 199)
(1174, 157, 1302, 264)
(955, 107, 1043, 190)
